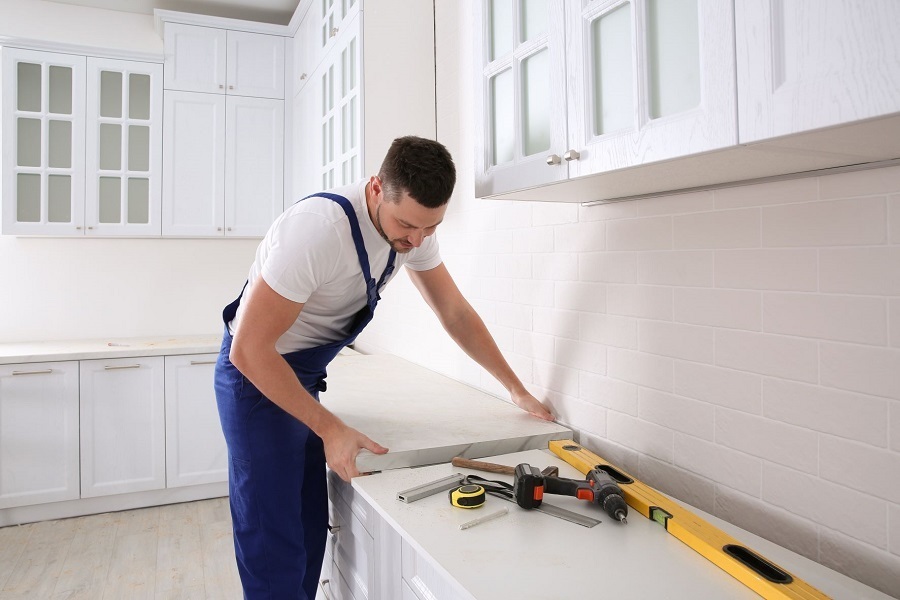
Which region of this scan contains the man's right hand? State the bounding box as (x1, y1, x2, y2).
(322, 420, 389, 482)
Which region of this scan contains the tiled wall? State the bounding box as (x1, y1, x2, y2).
(355, 1, 900, 595)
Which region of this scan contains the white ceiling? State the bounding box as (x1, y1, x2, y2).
(43, 0, 301, 25)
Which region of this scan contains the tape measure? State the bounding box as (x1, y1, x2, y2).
(449, 484, 486, 508)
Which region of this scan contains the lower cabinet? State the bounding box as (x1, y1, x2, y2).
(323, 472, 465, 600)
(0, 361, 80, 509)
(80, 356, 166, 497)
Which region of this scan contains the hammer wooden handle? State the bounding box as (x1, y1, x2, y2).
(451, 457, 560, 477)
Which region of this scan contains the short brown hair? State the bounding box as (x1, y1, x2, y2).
(378, 136, 456, 208)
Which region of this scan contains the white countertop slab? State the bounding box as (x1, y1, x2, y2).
(352, 448, 893, 600)
(320, 354, 571, 472)
(0, 334, 224, 364)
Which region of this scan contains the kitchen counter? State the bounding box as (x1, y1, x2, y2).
(349, 448, 893, 600)
(320, 354, 572, 472)
(0, 334, 224, 364)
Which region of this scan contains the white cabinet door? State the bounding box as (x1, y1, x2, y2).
(85, 58, 163, 236)
(565, 0, 736, 178)
(0, 362, 80, 509)
(226, 31, 285, 99)
(1, 48, 86, 236)
(80, 357, 165, 497)
(293, 0, 361, 96)
(736, 0, 900, 143)
(164, 354, 227, 488)
(225, 96, 284, 236)
(473, 0, 569, 198)
(163, 23, 227, 94)
(162, 90, 226, 236)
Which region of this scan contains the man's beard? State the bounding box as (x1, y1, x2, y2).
(375, 204, 413, 254)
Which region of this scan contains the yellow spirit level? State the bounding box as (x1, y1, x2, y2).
(549, 440, 830, 600)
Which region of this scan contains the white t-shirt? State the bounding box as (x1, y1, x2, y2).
(231, 180, 442, 354)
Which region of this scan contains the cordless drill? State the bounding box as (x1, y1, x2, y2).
(513, 463, 628, 523)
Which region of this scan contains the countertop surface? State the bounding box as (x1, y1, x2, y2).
(320, 354, 572, 472)
(352, 448, 893, 600)
(0, 335, 225, 364)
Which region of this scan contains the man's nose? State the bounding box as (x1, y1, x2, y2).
(409, 229, 425, 247)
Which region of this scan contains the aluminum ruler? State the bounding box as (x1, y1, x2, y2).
(549, 440, 830, 600)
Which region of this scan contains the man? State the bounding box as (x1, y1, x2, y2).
(214, 136, 553, 598)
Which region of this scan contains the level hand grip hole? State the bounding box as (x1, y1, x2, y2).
(595, 464, 634, 485)
(723, 544, 793, 584)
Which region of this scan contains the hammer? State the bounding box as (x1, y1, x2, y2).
(451, 457, 559, 478)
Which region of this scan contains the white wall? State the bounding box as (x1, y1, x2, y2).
(355, 1, 900, 595)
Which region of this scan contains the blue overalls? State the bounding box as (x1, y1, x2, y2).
(214, 192, 396, 599)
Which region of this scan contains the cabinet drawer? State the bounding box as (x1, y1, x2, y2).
(402, 537, 468, 600)
(328, 470, 376, 536)
(331, 490, 374, 600)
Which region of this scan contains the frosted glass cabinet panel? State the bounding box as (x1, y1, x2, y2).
(85, 58, 162, 236)
(474, 0, 568, 198)
(1, 48, 86, 235)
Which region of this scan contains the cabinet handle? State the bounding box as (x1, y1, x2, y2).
(319, 580, 333, 600)
(87, 226, 94, 230)
(563, 149, 581, 161)
(76, 226, 83, 230)
(12, 369, 53, 376)
(103, 364, 141, 370)
(300, 73, 307, 80)
(330, 27, 339, 38)
(219, 84, 224, 89)
(217, 227, 223, 232)
(190, 360, 217, 366)
(546, 154, 561, 166)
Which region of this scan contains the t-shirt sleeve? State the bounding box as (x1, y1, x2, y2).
(403, 234, 443, 271)
(260, 211, 343, 303)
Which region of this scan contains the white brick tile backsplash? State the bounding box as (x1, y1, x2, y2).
(514, 330, 555, 362)
(715, 249, 818, 291)
(607, 411, 674, 462)
(480, 276, 513, 302)
(579, 313, 638, 349)
(579, 431, 641, 476)
(637, 250, 714, 286)
(714, 486, 819, 560)
(674, 209, 761, 249)
(607, 216, 673, 251)
(638, 388, 715, 440)
(608, 348, 673, 391)
(820, 247, 900, 296)
(533, 360, 580, 398)
(819, 529, 900, 598)
(496, 202, 532, 229)
(763, 378, 888, 447)
(546, 394, 606, 437)
(533, 253, 578, 281)
(674, 288, 762, 331)
(890, 503, 900, 557)
(579, 251, 637, 283)
(715, 408, 818, 473)
(554, 281, 606, 313)
(820, 435, 900, 503)
(579, 372, 638, 415)
(638, 320, 714, 364)
(892, 402, 900, 452)
(714, 176, 818, 209)
(891, 299, 900, 347)
(513, 226, 554, 253)
(890, 194, 899, 244)
(820, 342, 900, 400)
(636, 190, 714, 216)
(762, 197, 887, 247)
(763, 463, 888, 548)
(763, 293, 888, 345)
(607, 284, 673, 320)
(533, 201, 578, 226)
(533, 307, 581, 340)
(555, 338, 606, 375)
(495, 253, 532, 279)
(638, 455, 715, 513)
(554, 220, 606, 252)
(512, 279, 555, 307)
(716, 330, 818, 382)
(579, 200, 637, 221)
(674, 434, 761, 496)
(673, 361, 762, 414)
(494, 301, 532, 331)
(818, 164, 900, 199)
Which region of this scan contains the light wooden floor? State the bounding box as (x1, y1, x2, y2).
(0, 497, 244, 599)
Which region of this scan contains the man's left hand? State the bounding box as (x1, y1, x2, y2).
(511, 389, 554, 421)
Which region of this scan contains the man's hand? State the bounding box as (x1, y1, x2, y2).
(321, 420, 389, 482)
(511, 389, 554, 421)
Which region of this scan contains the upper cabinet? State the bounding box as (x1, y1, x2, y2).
(475, 0, 900, 203)
(2, 48, 163, 235)
(163, 23, 285, 99)
(290, 0, 436, 199)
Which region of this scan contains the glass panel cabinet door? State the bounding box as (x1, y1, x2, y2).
(1, 48, 85, 235)
(474, 0, 568, 198)
(566, 0, 736, 179)
(85, 58, 163, 236)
